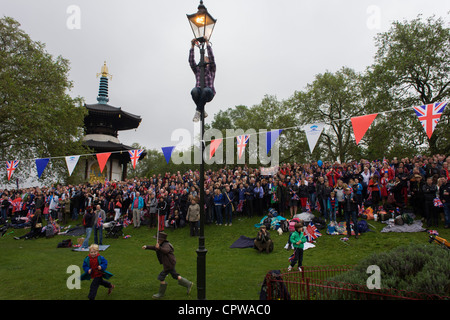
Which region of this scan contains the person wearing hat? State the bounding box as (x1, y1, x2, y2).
(142, 232, 193, 299)
(254, 225, 273, 253)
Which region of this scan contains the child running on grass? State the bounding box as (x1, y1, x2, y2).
(81, 244, 114, 300)
(142, 231, 193, 299)
(287, 222, 307, 272)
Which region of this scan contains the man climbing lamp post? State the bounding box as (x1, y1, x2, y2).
(187, 0, 217, 300)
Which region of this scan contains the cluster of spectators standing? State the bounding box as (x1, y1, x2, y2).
(1, 153, 449, 239)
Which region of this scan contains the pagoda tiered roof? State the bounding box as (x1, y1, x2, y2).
(84, 103, 142, 132)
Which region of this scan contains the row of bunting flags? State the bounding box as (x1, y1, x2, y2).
(351, 101, 447, 143)
(4, 101, 448, 181)
(162, 101, 448, 161)
(161, 128, 283, 164)
(6, 149, 144, 181)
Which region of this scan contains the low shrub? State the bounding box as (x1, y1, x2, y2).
(330, 243, 450, 298)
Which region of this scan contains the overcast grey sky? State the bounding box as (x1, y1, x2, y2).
(2, 0, 450, 152)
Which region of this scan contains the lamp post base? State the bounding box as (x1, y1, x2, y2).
(196, 243, 207, 300)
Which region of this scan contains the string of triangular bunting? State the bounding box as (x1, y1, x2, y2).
(3, 101, 448, 181)
(162, 101, 448, 162)
(5, 150, 145, 182)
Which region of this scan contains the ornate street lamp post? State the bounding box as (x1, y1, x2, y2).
(187, 0, 216, 300)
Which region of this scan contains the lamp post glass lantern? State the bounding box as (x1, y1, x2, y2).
(187, 0, 216, 300)
(187, 0, 217, 43)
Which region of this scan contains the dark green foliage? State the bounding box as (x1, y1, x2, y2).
(331, 243, 450, 297)
(0, 17, 88, 184)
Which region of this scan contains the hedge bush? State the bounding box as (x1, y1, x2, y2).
(330, 243, 450, 298)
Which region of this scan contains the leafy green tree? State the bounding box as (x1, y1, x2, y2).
(207, 14, 450, 165)
(369, 14, 450, 155)
(210, 96, 308, 166)
(0, 17, 87, 184)
(287, 67, 367, 162)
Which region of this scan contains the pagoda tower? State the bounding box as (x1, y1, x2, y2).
(82, 62, 145, 183)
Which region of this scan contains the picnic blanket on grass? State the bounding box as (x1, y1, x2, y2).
(254, 215, 286, 230)
(381, 220, 426, 233)
(230, 236, 256, 249)
(72, 245, 111, 252)
(58, 226, 85, 236)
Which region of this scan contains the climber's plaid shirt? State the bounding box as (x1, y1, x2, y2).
(189, 44, 216, 94)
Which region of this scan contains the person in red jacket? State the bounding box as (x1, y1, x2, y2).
(326, 168, 342, 188)
(81, 244, 114, 300)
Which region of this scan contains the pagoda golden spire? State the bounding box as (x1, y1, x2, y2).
(97, 61, 112, 79)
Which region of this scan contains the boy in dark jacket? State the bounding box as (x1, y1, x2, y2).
(142, 232, 193, 299)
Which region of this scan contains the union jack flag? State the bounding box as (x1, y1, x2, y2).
(237, 200, 244, 212)
(304, 222, 321, 242)
(6, 160, 19, 181)
(315, 199, 321, 212)
(413, 102, 447, 139)
(97, 214, 103, 227)
(305, 201, 311, 212)
(49, 215, 59, 233)
(358, 204, 365, 215)
(236, 135, 250, 160)
(128, 149, 144, 169)
(26, 210, 32, 222)
(434, 198, 443, 208)
(122, 218, 131, 228)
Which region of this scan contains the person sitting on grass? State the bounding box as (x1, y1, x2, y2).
(254, 225, 273, 253)
(14, 209, 43, 240)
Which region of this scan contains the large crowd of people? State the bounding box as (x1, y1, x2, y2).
(1, 153, 449, 240)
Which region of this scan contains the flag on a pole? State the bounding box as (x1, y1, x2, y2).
(305, 200, 311, 213)
(97, 214, 103, 227)
(122, 218, 131, 228)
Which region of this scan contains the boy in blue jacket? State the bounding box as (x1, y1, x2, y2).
(81, 244, 114, 300)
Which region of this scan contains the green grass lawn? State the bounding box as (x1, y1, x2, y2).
(1, 212, 448, 300)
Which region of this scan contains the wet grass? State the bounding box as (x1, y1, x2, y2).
(1, 211, 448, 300)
